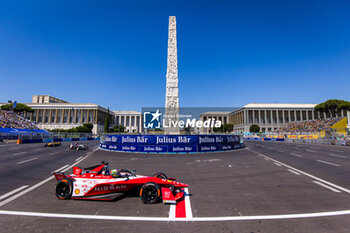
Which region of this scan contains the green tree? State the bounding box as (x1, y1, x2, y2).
(213, 125, 223, 133)
(213, 123, 234, 133)
(104, 108, 110, 133)
(1, 103, 34, 113)
(48, 123, 93, 133)
(183, 126, 191, 134)
(315, 99, 350, 118)
(83, 123, 93, 131)
(340, 101, 350, 111)
(74, 123, 93, 133)
(224, 123, 233, 132)
(250, 124, 260, 133)
(111, 125, 125, 133)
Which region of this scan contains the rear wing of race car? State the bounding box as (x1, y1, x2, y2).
(53, 172, 74, 181)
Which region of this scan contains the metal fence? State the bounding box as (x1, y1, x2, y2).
(263, 128, 349, 140)
(0, 131, 100, 142)
(284, 138, 349, 146)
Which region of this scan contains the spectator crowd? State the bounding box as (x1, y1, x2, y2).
(277, 118, 342, 133)
(0, 110, 39, 130)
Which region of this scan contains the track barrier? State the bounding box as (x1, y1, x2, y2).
(100, 134, 245, 153)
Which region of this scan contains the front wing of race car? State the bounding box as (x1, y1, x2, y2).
(161, 187, 184, 204)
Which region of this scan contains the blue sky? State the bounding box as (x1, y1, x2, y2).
(0, 0, 349, 111)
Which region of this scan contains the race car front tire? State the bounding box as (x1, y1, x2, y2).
(55, 179, 73, 200)
(140, 182, 161, 204)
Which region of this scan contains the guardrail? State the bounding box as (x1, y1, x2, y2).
(244, 137, 285, 142)
(16, 137, 100, 144)
(285, 138, 348, 146)
(244, 137, 349, 147)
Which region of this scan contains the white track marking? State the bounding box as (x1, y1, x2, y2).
(313, 181, 341, 193)
(17, 158, 37, 164)
(168, 189, 193, 220)
(184, 188, 193, 219)
(3, 209, 350, 222)
(290, 153, 303, 158)
(168, 204, 176, 219)
(34, 149, 42, 151)
(287, 169, 301, 175)
(13, 152, 27, 156)
(329, 154, 347, 159)
(0, 176, 53, 207)
(76, 156, 83, 161)
(75, 158, 84, 163)
(53, 165, 69, 173)
(0, 149, 97, 207)
(274, 162, 282, 167)
(49, 152, 58, 155)
(195, 159, 221, 163)
(316, 160, 340, 167)
(8, 147, 18, 150)
(306, 149, 317, 153)
(0, 186, 28, 201)
(247, 148, 350, 194)
(330, 149, 344, 153)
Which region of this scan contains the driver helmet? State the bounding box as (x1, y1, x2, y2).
(111, 169, 118, 175)
(111, 169, 118, 177)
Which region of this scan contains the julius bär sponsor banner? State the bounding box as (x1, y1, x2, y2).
(221, 145, 233, 150)
(105, 135, 198, 145)
(104, 135, 241, 145)
(168, 145, 197, 153)
(120, 145, 139, 152)
(101, 134, 244, 153)
(198, 145, 219, 152)
(140, 146, 168, 153)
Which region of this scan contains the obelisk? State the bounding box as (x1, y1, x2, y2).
(164, 16, 180, 134)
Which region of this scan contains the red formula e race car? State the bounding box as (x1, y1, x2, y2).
(53, 161, 188, 204)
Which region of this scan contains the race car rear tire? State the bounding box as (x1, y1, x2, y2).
(55, 179, 73, 200)
(153, 172, 168, 180)
(140, 182, 161, 204)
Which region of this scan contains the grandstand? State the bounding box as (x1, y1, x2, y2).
(0, 110, 39, 130)
(277, 118, 343, 133)
(0, 110, 48, 139)
(262, 117, 348, 140)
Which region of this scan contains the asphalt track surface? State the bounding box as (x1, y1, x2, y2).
(1, 141, 350, 232)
